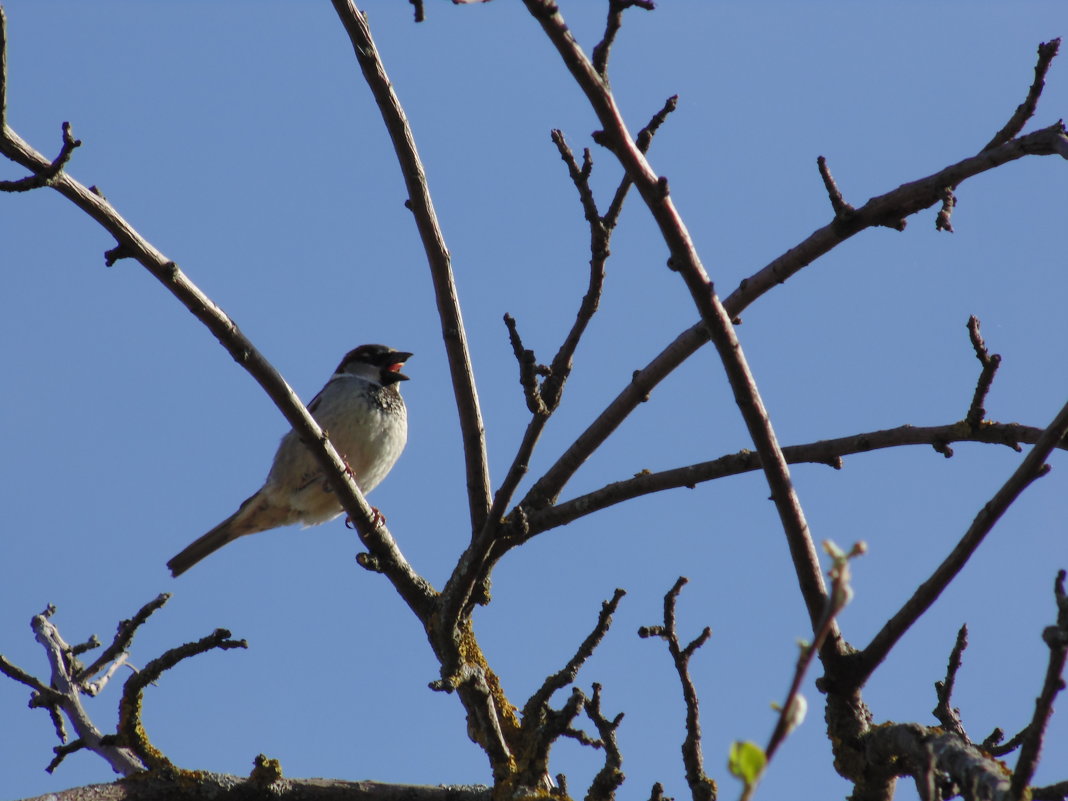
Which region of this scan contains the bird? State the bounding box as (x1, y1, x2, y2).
(167, 344, 411, 577)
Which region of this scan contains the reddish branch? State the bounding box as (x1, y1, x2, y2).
(519, 0, 835, 657)
(330, 0, 492, 537)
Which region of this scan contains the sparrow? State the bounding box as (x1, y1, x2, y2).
(167, 344, 411, 577)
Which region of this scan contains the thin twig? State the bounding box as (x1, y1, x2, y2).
(638, 579, 716, 801)
(932, 624, 969, 741)
(938, 38, 1061, 232)
(816, 155, 855, 220)
(331, 0, 492, 536)
(78, 593, 170, 684)
(986, 726, 1030, 758)
(0, 121, 81, 192)
(765, 541, 864, 765)
(503, 313, 547, 416)
(583, 683, 625, 801)
(591, 0, 655, 78)
(524, 589, 626, 718)
(1010, 571, 1068, 799)
(966, 315, 1001, 428)
(856, 397, 1068, 685)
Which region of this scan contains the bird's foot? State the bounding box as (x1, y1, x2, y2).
(344, 507, 386, 529)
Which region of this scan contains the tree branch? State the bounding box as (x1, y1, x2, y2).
(526, 120, 1068, 518)
(1010, 570, 1068, 799)
(117, 628, 247, 772)
(932, 624, 969, 742)
(523, 419, 1054, 536)
(30, 606, 146, 777)
(638, 579, 716, 801)
(939, 38, 1062, 231)
(520, 0, 835, 653)
(330, 0, 492, 536)
(966, 315, 1002, 429)
(856, 396, 1068, 685)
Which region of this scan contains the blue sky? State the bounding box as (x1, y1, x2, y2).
(2, 3, 1067, 800)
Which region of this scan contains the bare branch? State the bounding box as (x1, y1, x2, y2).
(983, 39, 1062, 154)
(638, 579, 716, 801)
(78, 593, 169, 685)
(861, 723, 1013, 801)
(816, 155, 856, 220)
(856, 397, 1068, 685)
(30, 607, 145, 776)
(966, 315, 1002, 428)
(520, 0, 834, 652)
(524, 589, 626, 718)
(583, 683, 626, 801)
(932, 624, 969, 741)
(503, 313, 548, 417)
(1010, 570, 1068, 799)
(118, 628, 247, 771)
(513, 590, 626, 793)
(0, 121, 80, 192)
(939, 38, 1061, 232)
(331, 0, 492, 536)
(524, 419, 1052, 536)
(591, 0, 655, 78)
(528, 119, 1068, 522)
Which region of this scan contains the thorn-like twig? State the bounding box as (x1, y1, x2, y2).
(932, 624, 969, 741)
(1010, 570, 1068, 799)
(638, 578, 716, 801)
(965, 315, 1001, 428)
(591, 0, 656, 78)
(816, 155, 855, 220)
(504, 313, 548, 416)
(0, 121, 81, 192)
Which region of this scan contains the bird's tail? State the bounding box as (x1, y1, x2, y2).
(167, 491, 276, 577)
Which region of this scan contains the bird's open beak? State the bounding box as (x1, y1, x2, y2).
(387, 351, 413, 381)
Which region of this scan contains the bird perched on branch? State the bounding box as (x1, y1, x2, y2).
(167, 344, 411, 576)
